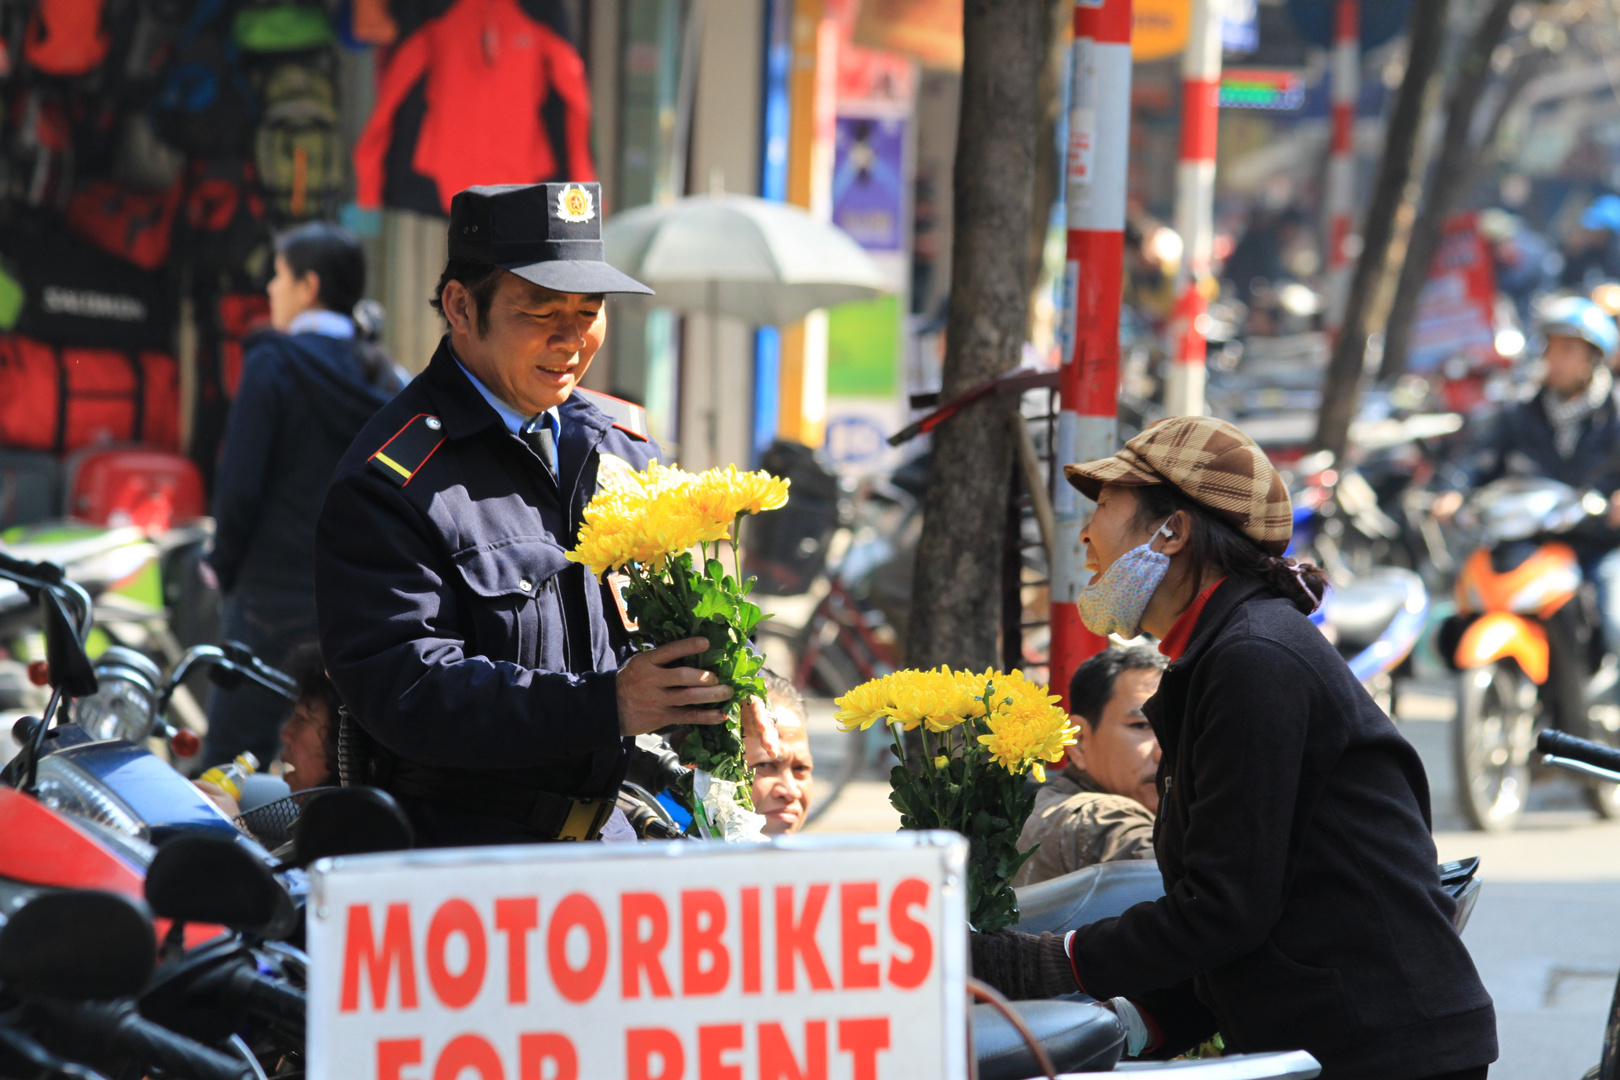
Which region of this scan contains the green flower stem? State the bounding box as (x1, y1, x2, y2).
(691, 797, 716, 839)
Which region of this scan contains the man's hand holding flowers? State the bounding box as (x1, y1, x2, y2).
(569, 461, 790, 839)
(615, 636, 734, 736)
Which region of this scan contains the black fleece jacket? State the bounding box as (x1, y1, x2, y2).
(211, 332, 398, 597)
(1068, 576, 1497, 1079)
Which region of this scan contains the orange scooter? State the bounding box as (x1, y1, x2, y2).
(1441, 477, 1620, 830)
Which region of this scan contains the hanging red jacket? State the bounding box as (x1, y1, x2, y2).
(354, 0, 594, 215)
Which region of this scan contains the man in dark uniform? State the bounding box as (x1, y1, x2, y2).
(314, 182, 731, 847)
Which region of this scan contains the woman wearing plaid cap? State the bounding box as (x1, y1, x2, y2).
(973, 416, 1496, 1079)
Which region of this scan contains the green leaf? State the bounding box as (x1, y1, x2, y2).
(693, 586, 731, 621)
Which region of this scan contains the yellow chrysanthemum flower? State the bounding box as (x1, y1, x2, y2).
(566, 461, 791, 578)
(976, 693, 1079, 777)
(834, 677, 893, 732)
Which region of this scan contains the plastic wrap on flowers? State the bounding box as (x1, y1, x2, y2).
(693, 769, 767, 842)
(567, 462, 789, 838)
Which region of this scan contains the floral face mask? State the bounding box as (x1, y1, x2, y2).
(1075, 520, 1174, 639)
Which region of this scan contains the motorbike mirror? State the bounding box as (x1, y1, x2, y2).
(291, 787, 414, 868)
(40, 588, 96, 697)
(0, 891, 155, 1000)
(144, 835, 296, 940)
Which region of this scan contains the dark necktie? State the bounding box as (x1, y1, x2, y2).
(521, 415, 558, 481)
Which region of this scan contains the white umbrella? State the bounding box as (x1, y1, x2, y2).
(603, 194, 889, 325)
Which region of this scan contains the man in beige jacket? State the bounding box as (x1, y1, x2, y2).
(1013, 646, 1165, 886)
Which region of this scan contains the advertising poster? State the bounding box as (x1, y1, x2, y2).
(1409, 213, 1499, 374)
(831, 116, 908, 254)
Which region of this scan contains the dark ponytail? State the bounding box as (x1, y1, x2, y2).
(1132, 483, 1328, 615)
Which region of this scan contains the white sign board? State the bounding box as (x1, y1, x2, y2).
(307, 833, 968, 1080)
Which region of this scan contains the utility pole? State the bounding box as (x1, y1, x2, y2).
(1323, 0, 1359, 338)
(1165, 0, 1223, 417)
(1050, 0, 1132, 706)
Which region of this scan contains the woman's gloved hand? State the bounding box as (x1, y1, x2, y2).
(969, 929, 1081, 1000)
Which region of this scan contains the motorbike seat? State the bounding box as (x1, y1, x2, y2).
(973, 999, 1125, 1080)
(1010, 860, 1164, 935)
(1322, 567, 1423, 651)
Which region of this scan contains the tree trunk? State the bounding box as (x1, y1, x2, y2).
(1313, 0, 1451, 459)
(908, 0, 1044, 673)
(1379, 0, 1516, 381)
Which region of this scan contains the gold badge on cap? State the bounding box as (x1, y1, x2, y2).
(556, 183, 595, 224)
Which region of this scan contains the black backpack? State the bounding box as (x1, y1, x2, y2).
(150, 0, 255, 159)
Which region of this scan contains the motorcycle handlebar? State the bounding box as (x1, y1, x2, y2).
(1537, 729, 1620, 780)
(212, 961, 306, 1027)
(159, 645, 296, 715)
(45, 1000, 253, 1080)
(0, 553, 94, 638)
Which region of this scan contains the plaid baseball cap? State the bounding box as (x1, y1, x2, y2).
(1064, 416, 1294, 555)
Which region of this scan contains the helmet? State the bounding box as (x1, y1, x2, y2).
(1538, 295, 1620, 361)
(1581, 194, 1620, 233)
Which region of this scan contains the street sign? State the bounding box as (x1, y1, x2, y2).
(307, 833, 969, 1080)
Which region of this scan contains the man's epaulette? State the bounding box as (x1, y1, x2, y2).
(576, 387, 650, 441)
(368, 414, 446, 486)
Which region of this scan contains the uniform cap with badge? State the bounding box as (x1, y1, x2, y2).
(448, 182, 654, 297)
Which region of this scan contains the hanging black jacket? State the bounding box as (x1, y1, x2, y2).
(210, 331, 399, 598)
(1068, 576, 1497, 1079)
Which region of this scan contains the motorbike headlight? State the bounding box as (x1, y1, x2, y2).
(60, 809, 157, 874)
(33, 755, 148, 841)
(71, 646, 161, 743)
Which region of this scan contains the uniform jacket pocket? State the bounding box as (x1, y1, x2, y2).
(450, 537, 571, 668)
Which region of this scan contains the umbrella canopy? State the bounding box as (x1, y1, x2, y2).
(604, 194, 889, 325)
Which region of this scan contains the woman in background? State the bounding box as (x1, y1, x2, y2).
(203, 223, 402, 768)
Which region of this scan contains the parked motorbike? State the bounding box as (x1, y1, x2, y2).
(0, 889, 256, 1080)
(1535, 729, 1620, 1080)
(1282, 464, 1431, 716)
(1009, 855, 1482, 939)
(1439, 477, 1620, 831)
(0, 579, 411, 1079)
(0, 518, 218, 730)
(0, 775, 414, 1078)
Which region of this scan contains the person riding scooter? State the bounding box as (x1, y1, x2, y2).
(1435, 296, 1620, 652)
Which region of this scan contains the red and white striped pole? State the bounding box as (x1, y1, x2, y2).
(1165, 0, 1223, 417)
(1324, 0, 1358, 335)
(1051, 0, 1132, 706)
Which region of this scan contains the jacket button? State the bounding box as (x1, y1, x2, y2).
(425, 417, 442, 430)
(519, 579, 533, 592)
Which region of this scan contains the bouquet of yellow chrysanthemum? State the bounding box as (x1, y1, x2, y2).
(835, 667, 1078, 930)
(567, 460, 789, 840)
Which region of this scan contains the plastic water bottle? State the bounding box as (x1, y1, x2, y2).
(197, 752, 259, 801)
